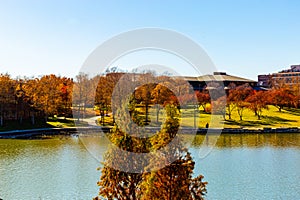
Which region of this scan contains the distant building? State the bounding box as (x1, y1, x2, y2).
(184, 72, 257, 91)
(280, 65, 300, 73)
(258, 74, 272, 87)
(258, 65, 300, 88)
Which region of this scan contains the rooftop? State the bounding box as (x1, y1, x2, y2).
(184, 72, 256, 83)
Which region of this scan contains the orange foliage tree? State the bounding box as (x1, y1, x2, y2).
(228, 84, 252, 120)
(0, 74, 17, 125)
(267, 88, 295, 112)
(246, 90, 268, 119)
(95, 104, 207, 200)
(195, 91, 210, 112)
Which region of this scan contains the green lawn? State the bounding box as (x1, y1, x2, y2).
(117, 104, 300, 129)
(223, 106, 300, 128)
(47, 117, 89, 128)
(179, 105, 300, 129)
(2, 105, 299, 132)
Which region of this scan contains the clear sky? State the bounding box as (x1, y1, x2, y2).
(1, 0, 300, 80)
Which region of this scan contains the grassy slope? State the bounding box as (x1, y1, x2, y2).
(118, 105, 300, 129)
(47, 118, 89, 128)
(180, 105, 300, 128)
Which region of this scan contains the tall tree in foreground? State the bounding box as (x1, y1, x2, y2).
(139, 105, 207, 200)
(95, 99, 149, 200)
(95, 102, 207, 200)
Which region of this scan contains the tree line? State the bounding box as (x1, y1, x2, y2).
(205, 82, 299, 121)
(0, 71, 191, 125)
(0, 71, 298, 126)
(0, 73, 73, 126)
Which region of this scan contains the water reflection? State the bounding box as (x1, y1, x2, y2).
(0, 137, 100, 200)
(0, 134, 300, 199)
(190, 133, 300, 200)
(191, 133, 300, 148)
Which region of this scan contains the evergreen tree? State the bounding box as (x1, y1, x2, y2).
(139, 105, 207, 200)
(95, 99, 149, 200)
(95, 102, 207, 200)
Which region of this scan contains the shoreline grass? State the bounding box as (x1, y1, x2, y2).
(1, 105, 300, 132)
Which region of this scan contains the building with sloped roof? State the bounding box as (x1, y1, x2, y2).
(258, 65, 300, 88)
(184, 72, 257, 91)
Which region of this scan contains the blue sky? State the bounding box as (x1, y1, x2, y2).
(1, 0, 300, 80)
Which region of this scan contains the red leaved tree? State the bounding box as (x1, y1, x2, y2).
(267, 88, 295, 112)
(246, 90, 268, 119)
(228, 84, 253, 120)
(195, 91, 210, 112)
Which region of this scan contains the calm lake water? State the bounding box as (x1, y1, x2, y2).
(1, 133, 300, 200)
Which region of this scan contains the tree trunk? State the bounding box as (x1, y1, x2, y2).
(77, 105, 81, 122)
(101, 110, 105, 126)
(156, 109, 159, 123)
(45, 113, 48, 122)
(145, 103, 149, 123)
(31, 115, 35, 125)
(83, 105, 86, 119)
